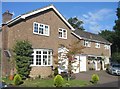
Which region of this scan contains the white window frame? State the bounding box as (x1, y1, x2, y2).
(58, 28, 67, 39)
(95, 43, 100, 48)
(83, 40, 91, 47)
(33, 22, 50, 36)
(104, 45, 110, 50)
(30, 49, 52, 66)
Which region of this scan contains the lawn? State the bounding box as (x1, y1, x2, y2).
(2, 77, 92, 87)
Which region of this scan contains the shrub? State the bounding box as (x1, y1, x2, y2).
(13, 40, 33, 79)
(54, 75, 64, 87)
(13, 74, 22, 85)
(91, 74, 99, 84)
(54, 67, 58, 76)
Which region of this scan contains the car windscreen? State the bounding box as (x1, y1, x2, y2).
(112, 65, 120, 67)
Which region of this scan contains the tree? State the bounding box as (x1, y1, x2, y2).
(98, 2, 120, 63)
(13, 40, 33, 79)
(66, 41, 84, 80)
(68, 17, 85, 30)
(112, 3, 120, 63)
(98, 30, 114, 43)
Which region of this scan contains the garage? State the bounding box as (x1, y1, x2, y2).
(80, 56, 87, 71)
(72, 55, 87, 73)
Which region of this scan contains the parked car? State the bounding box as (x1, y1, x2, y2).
(108, 63, 120, 76)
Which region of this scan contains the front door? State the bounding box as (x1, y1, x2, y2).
(80, 56, 87, 71)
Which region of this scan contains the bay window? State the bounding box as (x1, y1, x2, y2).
(30, 49, 52, 66)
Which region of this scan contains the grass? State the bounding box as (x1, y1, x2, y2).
(2, 77, 92, 87)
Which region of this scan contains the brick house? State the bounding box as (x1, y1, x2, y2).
(1, 5, 111, 78)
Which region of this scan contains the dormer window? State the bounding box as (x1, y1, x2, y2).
(59, 28, 67, 39)
(95, 43, 100, 48)
(33, 22, 49, 36)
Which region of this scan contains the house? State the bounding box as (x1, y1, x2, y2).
(72, 29, 111, 73)
(1, 5, 111, 78)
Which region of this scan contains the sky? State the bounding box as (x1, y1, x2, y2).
(1, 2, 118, 34)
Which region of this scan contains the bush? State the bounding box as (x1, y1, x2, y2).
(54, 67, 58, 76)
(91, 74, 99, 84)
(54, 75, 64, 87)
(13, 74, 22, 85)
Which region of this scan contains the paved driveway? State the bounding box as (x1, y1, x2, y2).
(75, 70, 119, 86)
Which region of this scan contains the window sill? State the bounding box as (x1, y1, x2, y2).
(33, 32, 49, 37)
(30, 65, 52, 67)
(59, 37, 67, 40)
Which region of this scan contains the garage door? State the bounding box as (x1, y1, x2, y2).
(80, 56, 87, 71)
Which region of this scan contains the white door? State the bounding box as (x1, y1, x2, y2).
(80, 56, 87, 71)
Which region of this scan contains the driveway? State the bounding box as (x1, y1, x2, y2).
(75, 70, 119, 87)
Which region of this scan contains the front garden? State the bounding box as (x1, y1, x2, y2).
(2, 76, 92, 87)
(2, 40, 99, 87)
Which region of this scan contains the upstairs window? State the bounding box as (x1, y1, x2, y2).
(33, 22, 49, 36)
(83, 40, 91, 47)
(95, 43, 100, 48)
(59, 28, 67, 39)
(104, 45, 110, 50)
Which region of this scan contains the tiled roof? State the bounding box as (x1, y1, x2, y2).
(74, 29, 111, 44)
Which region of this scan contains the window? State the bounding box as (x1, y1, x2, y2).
(59, 28, 67, 39)
(83, 40, 91, 47)
(33, 22, 49, 36)
(104, 45, 110, 50)
(95, 43, 100, 48)
(30, 49, 52, 66)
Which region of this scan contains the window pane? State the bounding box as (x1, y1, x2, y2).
(45, 26, 48, 28)
(59, 32, 62, 37)
(43, 51, 47, 54)
(48, 55, 51, 65)
(43, 55, 47, 65)
(34, 23, 38, 33)
(36, 55, 41, 65)
(39, 28, 43, 34)
(59, 29, 62, 31)
(63, 31, 66, 38)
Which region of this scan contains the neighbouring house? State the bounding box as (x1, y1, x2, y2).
(1, 5, 111, 78)
(72, 29, 111, 73)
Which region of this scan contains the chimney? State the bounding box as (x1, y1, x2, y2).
(2, 10, 13, 23)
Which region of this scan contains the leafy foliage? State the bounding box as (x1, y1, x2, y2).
(13, 40, 33, 79)
(112, 52, 120, 63)
(54, 75, 64, 87)
(98, 30, 114, 43)
(68, 17, 85, 30)
(91, 74, 99, 84)
(54, 41, 84, 80)
(13, 74, 22, 85)
(99, 4, 120, 63)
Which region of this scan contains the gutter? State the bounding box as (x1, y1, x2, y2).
(6, 15, 24, 26)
